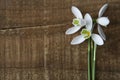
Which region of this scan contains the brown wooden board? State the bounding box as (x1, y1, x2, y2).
(0, 0, 120, 80)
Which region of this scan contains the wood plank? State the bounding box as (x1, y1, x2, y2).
(0, 0, 119, 29)
(0, 23, 119, 71)
(0, 68, 120, 80)
(0, 0, 72, 29)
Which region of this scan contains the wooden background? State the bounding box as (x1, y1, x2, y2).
(0, 0, 120, 80)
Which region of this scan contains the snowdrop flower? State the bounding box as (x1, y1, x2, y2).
(71, 16, 104, 46)
(65, 6, 92, 35)
(96, 4, 110, 40)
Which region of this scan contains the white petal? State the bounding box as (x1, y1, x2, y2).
(84, 13, 93, 31)
(91, 34, 104, 46)
(65, 26, 81, 35)
(99, 4, 108, 17)
(71, 6, 83, 19)
(98, 25, 106, 40)
(71, 35, 85, 45)
(97, 17, 110, 26)
(80, 19, 86, 26)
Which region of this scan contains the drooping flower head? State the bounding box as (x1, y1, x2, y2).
(97, 4, 110, 40)
(65, 6, 92, 35)
(71, 17, 104, 46)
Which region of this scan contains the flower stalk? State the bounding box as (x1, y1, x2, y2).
(88, 38, 91, 80)
(88, 37, 97, 80)
(92, 43, 97, 80)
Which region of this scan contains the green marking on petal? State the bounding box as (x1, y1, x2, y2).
(81, 29, 91, 39)
(72, 18, 80, 26)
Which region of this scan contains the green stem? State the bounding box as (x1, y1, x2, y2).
(88, 38, 91, 80)
(92, 43, 97, 80)
(91, 39, 94, 80)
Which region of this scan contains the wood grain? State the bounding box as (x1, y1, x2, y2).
(0, 0, 120, 80)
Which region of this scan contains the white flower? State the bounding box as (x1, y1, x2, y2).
(65, 6, 92, 35)
(97, 4, 110, 40)
(71, 29, 104, 46)
(71, 16, 104, 46)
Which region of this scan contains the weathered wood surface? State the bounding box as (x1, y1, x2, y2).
(0, 0, 120, 80)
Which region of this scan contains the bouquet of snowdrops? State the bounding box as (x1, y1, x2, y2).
(65, 4, 110, 80)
